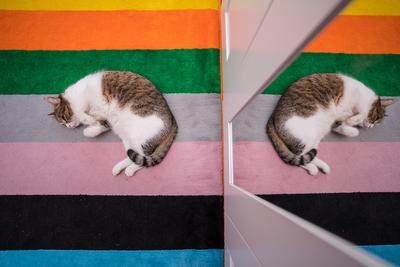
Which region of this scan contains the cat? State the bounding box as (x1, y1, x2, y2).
(266, 73, 396, 175)
(45, 71, 178, 177)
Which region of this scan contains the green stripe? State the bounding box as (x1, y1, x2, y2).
(264, 53, 400, 96)
(0, 49, 220, 94)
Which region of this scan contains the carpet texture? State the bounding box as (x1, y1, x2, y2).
(233, 1, 400, 266)
(0, 1, 223, 266)
(264, 53, 400, 96)
(0, 50, 220, 94)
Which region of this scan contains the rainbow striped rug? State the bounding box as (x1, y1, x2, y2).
(0, 1, 223, 266)
(234, 0, 400, 265)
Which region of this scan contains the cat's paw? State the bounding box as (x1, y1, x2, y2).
(363, 121, 375, 128)
(124, 164, 141, 177)
(301, 163, 319, 176)
(346, 114, 363, 126)
(112, 158, 131, 176)
(112, 165, 123, 176)
(66, 121, 80, 128)
(344, 127, 359, 137)
(307, 165, 319, 176)
(83, 126, 100, 138)
(318, 162, 331, 174)
(82, 117, 97, 125)
(79, 113, 97, 125)
(321, 164, 330, 174)
(335, 126, 359, 137)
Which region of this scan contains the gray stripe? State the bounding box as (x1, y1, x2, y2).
(233, 95, 400, 142)
(0, 94, 221, 142)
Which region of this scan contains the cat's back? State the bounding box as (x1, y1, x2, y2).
(338, 74, 376, 99)
(102, 71, 160, 101)
(102, 71, 170, 116)
(101, 71, 176, 153)
(274, 73, 344, 118)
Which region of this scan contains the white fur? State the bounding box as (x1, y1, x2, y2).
(63, 71, 164, 176)
(284, 74, 379, 175)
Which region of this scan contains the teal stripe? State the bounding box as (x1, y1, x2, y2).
(0, 49, 220, 95)
(264, 53, 400, 96)
(361, 245, 400, 266)
(0, 249, 223, 267)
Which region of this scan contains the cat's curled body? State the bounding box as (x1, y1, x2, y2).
(46, 71, 177, 176)
(267, 73, 396, 175)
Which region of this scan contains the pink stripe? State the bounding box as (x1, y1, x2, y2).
(0, 142, 222, 195)
(234, 142, 400, 194)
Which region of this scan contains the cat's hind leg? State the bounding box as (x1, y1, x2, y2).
(301, 163, 319, 176)
(124, 163, 143, 177)
(112, 158, 143, 177)
(112, 157, 132, 176)
(312, 157, 330, 174)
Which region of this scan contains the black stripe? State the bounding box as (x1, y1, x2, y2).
(259, 192, 400, 245)
(0, 195, 223, 250)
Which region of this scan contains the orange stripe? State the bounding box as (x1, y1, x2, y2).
(0, 10, 219, 50)
(304, 15, 400, 54)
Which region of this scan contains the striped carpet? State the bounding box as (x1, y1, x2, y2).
(234, 0, 400, 265)
(0, 1, 223, 266)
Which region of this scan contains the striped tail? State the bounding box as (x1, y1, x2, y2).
(266, 118, 316, 166)
(127, 117, 178, 167)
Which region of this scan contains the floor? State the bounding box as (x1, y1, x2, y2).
(0, 1, 223, 266)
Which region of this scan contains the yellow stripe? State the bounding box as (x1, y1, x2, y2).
(341, 0, 400, 16)
(0, 0, 219, 11)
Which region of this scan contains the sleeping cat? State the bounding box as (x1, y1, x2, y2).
(267, 73, 396, 175)
(45, 71, 177, 176)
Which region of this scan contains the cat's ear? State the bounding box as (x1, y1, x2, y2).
(44, 96, 60, 105)
(380, 97, 398, 108)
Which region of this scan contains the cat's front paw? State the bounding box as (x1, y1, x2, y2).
(362, 121, 375, 128)
(346, 114, 363, 126)
(78, 112, 97, 125)
(344, 127, 359, 137)
(66, 121, 80, 128)
(83, 126, 101, 137)
(81, 116, 97, 125)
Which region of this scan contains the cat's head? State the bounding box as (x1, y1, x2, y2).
(45, 94, 80, 128)
(364, 97, 397, 127)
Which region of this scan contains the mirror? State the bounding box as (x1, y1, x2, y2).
(231, 2, 400, 265)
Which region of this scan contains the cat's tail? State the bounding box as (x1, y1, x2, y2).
(127, 117, 178, 167)
(266, 118, 316, 166)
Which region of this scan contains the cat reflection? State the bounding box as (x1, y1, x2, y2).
(267, 73, 396, 175)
